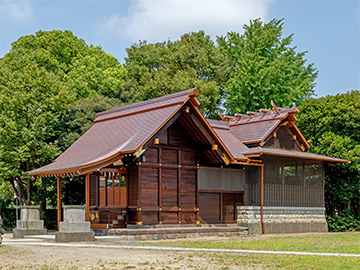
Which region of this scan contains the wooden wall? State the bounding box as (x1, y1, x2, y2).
(198, 167, 244, 223)
(127, 121, 199, 225)
(264, 126, 302, 151)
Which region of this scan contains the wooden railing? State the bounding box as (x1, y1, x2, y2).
(246, 183, 324, 207)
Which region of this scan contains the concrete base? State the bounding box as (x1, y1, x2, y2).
(59, 222, 91, 232)
(55, 231, 95, 242)
(12, 206, 47, 238)
(108, 225, 248, 240)
(237, 206, 328, 234)
(13, 228, 47, 239)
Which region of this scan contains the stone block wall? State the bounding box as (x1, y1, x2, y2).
(237, 206, 328, 234)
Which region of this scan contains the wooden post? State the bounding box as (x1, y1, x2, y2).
(220, 191, 223, 222)
(177, 150, 181, 224)
(159, 148, 162, 224)
(137, 164, 142, 225)
(57, 176, 61, 231)
(196, 164, 200, 224)
(85, 173, 90, 222)
(260, 165, 265, 234)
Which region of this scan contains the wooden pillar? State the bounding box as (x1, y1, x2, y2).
(85, 173, 90, 222)
(302, 161, 306, 206)
(220, 191, 223, 222)
(177, 150, 181, 224)
(137, 164, 142, 225)
(159, 148, 162, 224)
(260, 165, 265, 234)
(57, 176, 61, 231)
(196, 164, 200, 224)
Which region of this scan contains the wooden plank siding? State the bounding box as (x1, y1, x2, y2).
(128, 121, 199, 225)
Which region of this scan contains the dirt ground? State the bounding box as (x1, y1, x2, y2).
(0, 234, 259, 270)
(1, 232, 356, 270)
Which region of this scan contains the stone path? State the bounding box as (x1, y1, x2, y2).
(3, 234, 360, 258)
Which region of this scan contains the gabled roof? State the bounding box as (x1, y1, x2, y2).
(217, 102, 309, 148)
(29, 90, 349, 177)
(207, 119, 248, 160)
(28, 88, 236, 177)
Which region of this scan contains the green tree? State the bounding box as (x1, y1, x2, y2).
(0, 30, 126, 205)
(218, 18, 318, 114)
(0, 54, 70, 205)
(125, 31, 228, 117)
(9, 30, 127, 100)
(57, 95, 124, 151)
(297, 91, 360, 218)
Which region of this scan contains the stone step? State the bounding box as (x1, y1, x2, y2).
(107, 225, 248, 241)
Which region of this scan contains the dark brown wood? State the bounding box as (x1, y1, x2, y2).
(85, 173, 90, 222)
(199, 192, 220, 222)
(159, 148, 162, 224)
(137, 165, 142, 225)
(178, 150, 181, 223)
(57, 176, 61, 231)
(220, 192, 223, 221)
(141, 162, 197, 170)
(196, 166, 199, 224)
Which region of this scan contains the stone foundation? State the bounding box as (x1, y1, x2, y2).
(13, 206, 47, 238)
(108, 225, 248, 241)
(237, 206, 328, 234)
(56, 205, 94, 242)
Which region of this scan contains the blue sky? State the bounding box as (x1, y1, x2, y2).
(0, 0, 359, 97)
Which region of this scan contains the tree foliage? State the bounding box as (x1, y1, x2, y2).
(0, 30, 126, 205)
(125, 31, 228, 117)
(218, 18, 318, 114)
(297, 91, 360, 218)
(57, 95, 124, 152)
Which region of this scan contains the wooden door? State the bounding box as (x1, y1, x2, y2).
(223, 193, 243, 222)
(199, 192, 221, 223)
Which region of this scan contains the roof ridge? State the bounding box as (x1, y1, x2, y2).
(95, 88, 199, 118)
(229, 114, 286, 127)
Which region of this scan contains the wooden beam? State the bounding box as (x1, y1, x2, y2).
(196, 164, 200, 224)
(137, 165, 142, 225)
(57, 176, 61, 231)
(260, 166, 265, 234)
(159, 148, 162, 224)
(85, 174, 90, 222)
(178, 150, 181, 224)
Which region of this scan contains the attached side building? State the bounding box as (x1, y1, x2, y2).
(29, 88, 349, 234)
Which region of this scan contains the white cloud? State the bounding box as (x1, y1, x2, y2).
(96, 0, 271, 42)
(0, 0, 33, 22)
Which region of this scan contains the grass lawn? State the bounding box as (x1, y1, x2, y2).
(194, 252, 360, 270)
(150, 232, 360, 254)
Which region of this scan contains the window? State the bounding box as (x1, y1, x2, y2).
(305, 164, 322, 186)
(106, 172, 113, 188)
(120, 173, 127, 187)
(113, 172, 119, 188)
(99, 172, 105, 188)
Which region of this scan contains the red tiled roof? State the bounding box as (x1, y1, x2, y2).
(207, 119, 248, 160)
(28, 90, 349, 177)
(229, 119, 281, 144)
(29, 89, 199, 176)
(219, 104, 309, 147)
